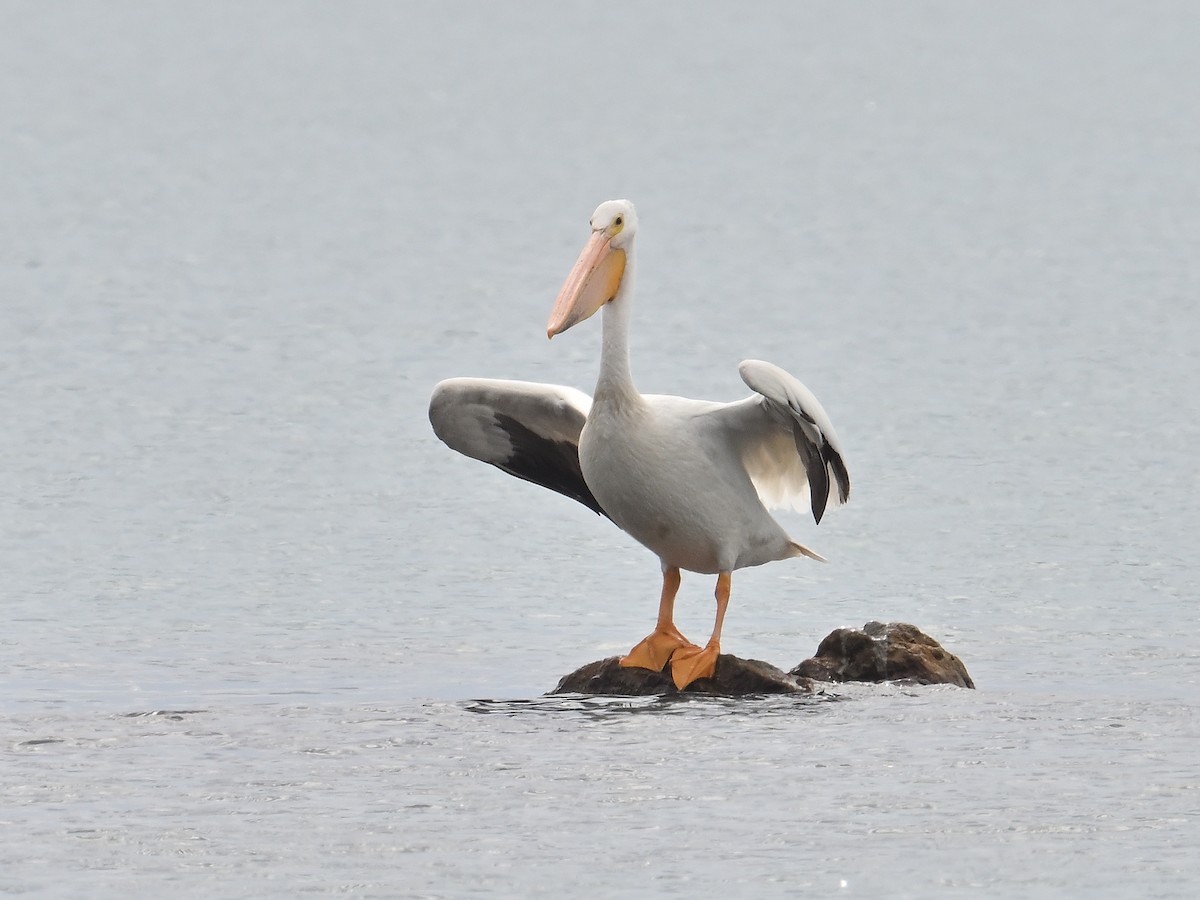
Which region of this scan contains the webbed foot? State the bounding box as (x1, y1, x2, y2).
(619, 627, 699, 672)
(669, 641, 720, 689)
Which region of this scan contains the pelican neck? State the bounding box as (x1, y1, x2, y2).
(593, 245, 641, 407)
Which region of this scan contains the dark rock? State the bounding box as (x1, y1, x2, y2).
(550, 655, 812, 696)
(791, 621, 974, 688)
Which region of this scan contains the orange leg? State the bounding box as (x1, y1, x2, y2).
(669, 571, 731, 689)
(619, 566, 699, 672)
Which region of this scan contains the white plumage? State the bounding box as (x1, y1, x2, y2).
(430, 199, 850, 688)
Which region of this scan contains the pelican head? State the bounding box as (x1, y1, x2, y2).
(547, 199, 637, 339)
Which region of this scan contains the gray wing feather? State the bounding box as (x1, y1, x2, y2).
(428, 377, 608, 517)
(735, 359, 850, 524)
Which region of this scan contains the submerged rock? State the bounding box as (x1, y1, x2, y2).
(791, 621, 974, 688)
(550, 655, 811, 696)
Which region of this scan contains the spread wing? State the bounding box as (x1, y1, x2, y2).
(713, 359, 850, 524)
(428, 377, 608, 517)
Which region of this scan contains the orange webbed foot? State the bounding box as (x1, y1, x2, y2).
(619, 627, 699, 672)
(669, 641, 720, 690)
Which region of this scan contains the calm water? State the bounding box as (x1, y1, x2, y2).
(3, 2, 1199, 896)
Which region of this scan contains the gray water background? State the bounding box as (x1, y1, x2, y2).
(3, 2, 1199, 896)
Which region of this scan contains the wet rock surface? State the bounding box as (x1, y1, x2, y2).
(550, 622, 973, 695)
(550, 655, 811, 696)
(790, 621, 975, 689)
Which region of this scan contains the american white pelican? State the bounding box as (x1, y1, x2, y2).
(429, 200, 850, 689)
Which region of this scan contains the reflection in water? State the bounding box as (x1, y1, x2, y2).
(459, 692, 847, 719)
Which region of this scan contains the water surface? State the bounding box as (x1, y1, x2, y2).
(3, 2, 1199, 896)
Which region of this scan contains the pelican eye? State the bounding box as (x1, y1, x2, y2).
(610, 215, 625, 236)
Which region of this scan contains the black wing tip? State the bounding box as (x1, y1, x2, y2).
(792, 420, 833, 525)
(824, 445, 851, 505)
(811, 495, 827, 525)
(495, 461, 609, 518)
(492, 412, 610, 519)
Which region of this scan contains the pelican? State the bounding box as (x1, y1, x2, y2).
(429, 200, 850, 689)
